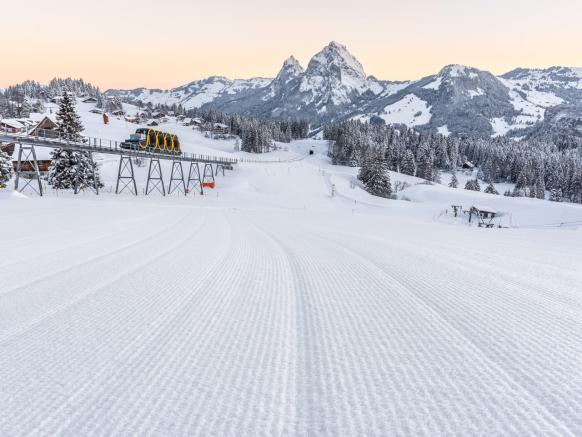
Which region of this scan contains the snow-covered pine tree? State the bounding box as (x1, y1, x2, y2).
(0, 149, 14, 188)
(47, 149, 103, 190)
(449, 173, 458, 188)
(47, 94, 102, 190)
(464, 179, 481, 191)
(401, 149, 416, 176)
(47, 149, 77, 189)
(358, 154, 392, 199)
(549, 188, 562, 202)
(56, 92, 84, 142)
(535, 177, 545, 200)
(484, 182, 499, 195)
(512, 171, 528, 197)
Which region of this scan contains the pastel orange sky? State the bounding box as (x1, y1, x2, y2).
(2, 0, 581, 90)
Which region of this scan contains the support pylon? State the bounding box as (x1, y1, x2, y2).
(14, 144, 43, 196)
(203, 163, 215, 184)
(146, 158, 165, 196)
(116, 155, 137, 195)
(214, 163, 225, 177)
(74, 152, 99, 195)
(168, 160, 186, 195)
(187, 162, 203, 195)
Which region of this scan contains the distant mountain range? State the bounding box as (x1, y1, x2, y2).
(106, 41, 582, 138)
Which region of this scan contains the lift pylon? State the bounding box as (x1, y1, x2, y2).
(214, 163, 225, 177)
(14, 144, 43, 196)
(116, 155, 137, 195)
(168, 160, 186, 195)
(146, 157, 165, 196)
(186, 162, 203, 195)
(203, 163, 215, 184)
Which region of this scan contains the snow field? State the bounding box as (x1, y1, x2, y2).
(2, 107, 582, 435)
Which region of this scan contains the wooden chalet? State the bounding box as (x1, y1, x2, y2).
(82, 96, 98, 103)
(29, 116, 58, 137)
(212, 122, 230, 135)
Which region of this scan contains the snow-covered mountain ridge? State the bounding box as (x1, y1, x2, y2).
(105, 42, 582, 138)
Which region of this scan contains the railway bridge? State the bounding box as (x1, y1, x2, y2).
(0, 128, 237, 197)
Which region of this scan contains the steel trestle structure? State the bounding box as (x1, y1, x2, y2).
(146, 158, 165, 196)
(168, 161, 186, 195)
(1, 127, 236, 197)
(14, 144, 43, 195)
(115, 155, 138, 195)
(187, 162, 204, 195)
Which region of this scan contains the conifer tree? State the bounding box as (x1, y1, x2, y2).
(56, 93, 83, 142)
(358, 155, 392, 198)
(535, 177, 546, 200)
(401, 149, 416, 176)
(484, 181, 499, 195)
(0, 149, 13, 188)
(449, 173, 458, 188)
(464, 179, 481, 191)
(512, 171, 528, 197)
(549, 188, 562, 202)
(47, 94, 102, 190)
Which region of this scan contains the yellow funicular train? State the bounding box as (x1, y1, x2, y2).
(121, 128, 181, 154)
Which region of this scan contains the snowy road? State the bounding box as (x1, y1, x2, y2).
(1, 194, 582, 436)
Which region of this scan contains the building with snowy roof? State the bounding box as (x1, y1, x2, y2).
(0, 119, 26, 133)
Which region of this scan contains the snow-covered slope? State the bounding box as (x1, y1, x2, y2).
(2, 120, 582, 436)
(108, 76, 271, 110)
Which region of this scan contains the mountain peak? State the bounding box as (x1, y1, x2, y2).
(283, 55, 302, 69)
(279, 55, 304, 76)
(438, 64, 479, 78)
(274, 56, 304, 88)
(307, 42, 366, 81)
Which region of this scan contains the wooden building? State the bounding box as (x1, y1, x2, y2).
(29, 116, 58, 137)
(212, 122, 230, 135)
(0, 119, 25, 133)
(9, 144, 53, 174)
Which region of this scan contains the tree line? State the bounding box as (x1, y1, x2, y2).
(0, 78, 101, 118)
(324, 119, 582, 203)
(188, 108, 310, 153)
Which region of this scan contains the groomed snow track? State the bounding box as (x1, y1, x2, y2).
(1, 197, 581, 436)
